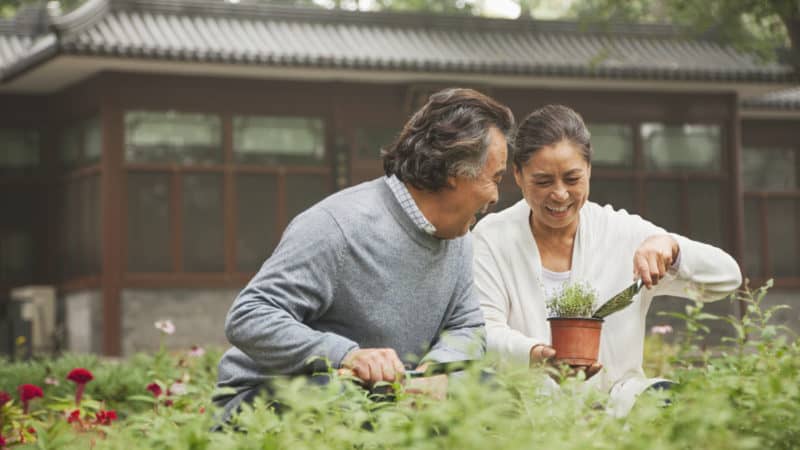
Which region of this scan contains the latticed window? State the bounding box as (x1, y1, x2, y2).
(123, 110, 331, 276)
(742, 146, 800, 280)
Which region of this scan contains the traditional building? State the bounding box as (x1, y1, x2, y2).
(0, 0, 797, 356)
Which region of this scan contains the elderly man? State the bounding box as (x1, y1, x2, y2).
(214, 88, 514, 417)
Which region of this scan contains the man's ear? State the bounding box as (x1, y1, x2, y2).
(445, 175, 458, 189)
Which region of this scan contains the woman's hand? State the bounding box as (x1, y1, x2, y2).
(634, 235, 680, 289)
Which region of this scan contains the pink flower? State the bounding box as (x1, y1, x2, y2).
(651, 325, 674, 336)
(67, 368, 94, 406)
(18, 384, 43, 414)
(169, 381, 187, 396)
(154, 319, 175, 335)
(0, 391, 11, 406)
(44, 377, 59, 386)
(188, 345, 205, 357)
(146, 382, 163, 398)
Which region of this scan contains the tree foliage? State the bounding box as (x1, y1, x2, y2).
(566, 0, 799, 68)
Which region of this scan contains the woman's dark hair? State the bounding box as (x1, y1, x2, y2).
(513, 105, 592, 170)
(382, 88, 514, 192)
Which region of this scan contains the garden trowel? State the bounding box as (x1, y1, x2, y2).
(592, 279, 643, 319)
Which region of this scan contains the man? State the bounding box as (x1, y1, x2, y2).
(214, 88, 514, 417)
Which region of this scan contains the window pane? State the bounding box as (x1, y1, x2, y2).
(645, 181, 681, 232)
(0, 129, 39, 171)
(0, 231, 34, 284)
(85, 118, 103, 164)
(590, 179, 635, 212)
(234, 116, 325, 165)
(285, 175, 331, 223)
(355, 127, 397, 160)
(125, 111, 221, 164)
(236, 174, 279, 272)
(588, 124, 633, 168)
(127, 173, 171, 272)
(642, 123, 721, 171)
(744, 198, 762, 278)
(688, 181, 724, 248)
(182, 174, 224, 272)
(61, 124, 82, 167)
(742, 147, 796, 192)
(767, 198, 799, 277)
(63, 180, 82, 278)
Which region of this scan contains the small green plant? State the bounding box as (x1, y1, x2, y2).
(546, 282, 597, 318)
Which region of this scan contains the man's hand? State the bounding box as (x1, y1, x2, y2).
(530, 344, 602, 381)
(404, 374, 448, 401)
(634, 235, 680, 289)
(340, 348, 405, 384)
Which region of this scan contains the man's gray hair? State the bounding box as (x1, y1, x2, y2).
(382, 88, 514, 192)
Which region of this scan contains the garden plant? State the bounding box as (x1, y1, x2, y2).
(0, 282, 798, 449)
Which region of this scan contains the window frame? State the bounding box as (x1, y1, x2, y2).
(121, 110, 334, 282)
(741, 144, 800, 283)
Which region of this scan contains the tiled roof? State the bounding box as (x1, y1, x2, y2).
(742, 87, 800, 110)
(0, 0, 795, 84)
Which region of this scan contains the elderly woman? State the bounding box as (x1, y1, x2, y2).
(472, 105, 741, 415)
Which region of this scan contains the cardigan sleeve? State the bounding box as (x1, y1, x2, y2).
(611, 206, 742, 302)
(651, 233, 742, 302)
(473, 231, 540, 365)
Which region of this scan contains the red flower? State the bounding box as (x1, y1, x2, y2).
(94, 409, 118, 426)
(27, 427, 35, 434)
(18, 384, 43, 414)
(67, 368, 94, 406)
(164, 399, 174, 407)
(67, 368, 94, 384)
(146, 382, 162, 397)
(18, 384, 42, 402)
(67, 409, 82, 424)
(0, 435, 6, 447)
(0, 390, 11, 406)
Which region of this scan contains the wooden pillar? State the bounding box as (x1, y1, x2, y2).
(100, 87, 123, 356)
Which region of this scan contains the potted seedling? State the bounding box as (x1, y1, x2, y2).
(546, 282, 602, 366)
(547, 280, 643, 366)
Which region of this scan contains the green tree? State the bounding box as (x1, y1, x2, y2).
(565, 0, 799, 69)
(373, 0, 474, 15)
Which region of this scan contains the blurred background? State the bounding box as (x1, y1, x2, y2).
(1, 0, 798, 358)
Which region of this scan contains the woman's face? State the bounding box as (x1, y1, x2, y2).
(514, 139, 591, 232)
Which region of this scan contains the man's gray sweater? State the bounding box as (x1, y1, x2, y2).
(216, 178, 485, 393)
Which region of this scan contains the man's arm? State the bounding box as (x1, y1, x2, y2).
(224, 207, 359, 375)
(420, 241, 486, 364)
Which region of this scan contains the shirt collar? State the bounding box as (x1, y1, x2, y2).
(384, 175, 437, 236)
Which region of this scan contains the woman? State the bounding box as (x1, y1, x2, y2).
(472, 105, 741, 416)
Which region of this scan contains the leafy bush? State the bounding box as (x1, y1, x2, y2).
(0, 282, 798, 449)
(546, 282, 597, 318)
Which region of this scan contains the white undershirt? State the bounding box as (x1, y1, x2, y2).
(541, 267, 571, 301)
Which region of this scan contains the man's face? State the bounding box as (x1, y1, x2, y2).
(513, 139, 591, 231)
(437, 127, 507, 239)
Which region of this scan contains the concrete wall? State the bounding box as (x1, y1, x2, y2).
(64, 290, 103, 354)
(120, 288, 237, 356)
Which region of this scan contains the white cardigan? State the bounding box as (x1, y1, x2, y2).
(473, 200, 742, 394)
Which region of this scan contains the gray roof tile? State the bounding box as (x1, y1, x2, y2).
(1, 0, 796, 84)
(743, 87, 800, 110)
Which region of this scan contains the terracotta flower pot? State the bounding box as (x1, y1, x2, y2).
(547, 317, 603, 366)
